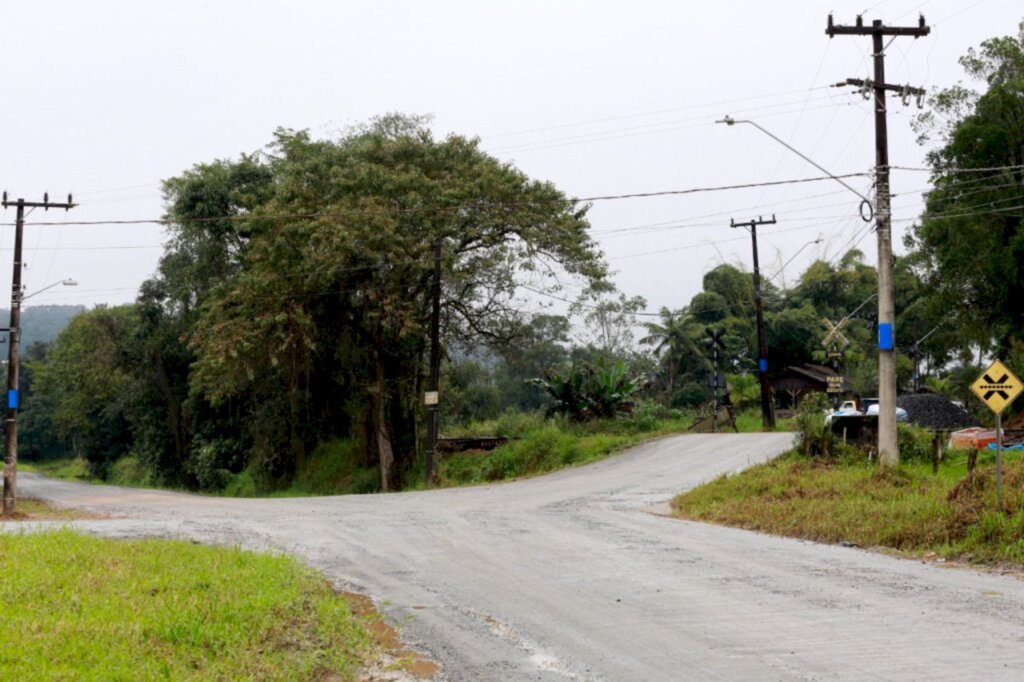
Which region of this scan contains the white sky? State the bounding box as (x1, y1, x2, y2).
(1, 0, 1019, 315)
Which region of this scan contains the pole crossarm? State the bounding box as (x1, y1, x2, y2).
(826, 14, 930, 38)
(840, 79, 925, 97)
(2, 192, 76, 211)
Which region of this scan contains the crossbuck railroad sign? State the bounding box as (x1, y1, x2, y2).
(821, 317, 850, 348)
(970, 359, 1024, 415)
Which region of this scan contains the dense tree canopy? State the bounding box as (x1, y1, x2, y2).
(910, 23, 1024, 353)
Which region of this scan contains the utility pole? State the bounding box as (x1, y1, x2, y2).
(423, 238, 442, 487)
(730, 215, 776, 430)
(2, 193, 75, 515)
(827, 14, 929, 467)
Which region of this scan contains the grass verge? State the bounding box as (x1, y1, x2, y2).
(20, 457, 97, 483)
(0, 529, 375, 680)
(673, 449, 1024, 565)
(435, 410, 694, 486)
(0, 497, 95, 522)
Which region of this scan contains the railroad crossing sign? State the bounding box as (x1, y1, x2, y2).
(705, 327, 726, 350)
(970, 359, 1024, 415)
(821, 317, 850, 348)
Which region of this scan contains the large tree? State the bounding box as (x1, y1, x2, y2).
(910, 23, 1024, 352)
(184, 116, 607, 489)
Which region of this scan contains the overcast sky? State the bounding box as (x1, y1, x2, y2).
(1, 0, 1019, 317)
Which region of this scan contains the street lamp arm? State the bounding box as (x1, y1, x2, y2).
(716, 116, 874, 218)
(21, 278, 78, 302)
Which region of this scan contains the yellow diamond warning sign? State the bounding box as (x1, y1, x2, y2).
(971, 359, 1024, 415)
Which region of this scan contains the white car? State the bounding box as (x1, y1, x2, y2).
(824, 407, 862, 426)
(865, 404, 910, 422)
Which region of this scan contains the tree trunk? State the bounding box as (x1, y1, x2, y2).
(374, 359, 395, 492)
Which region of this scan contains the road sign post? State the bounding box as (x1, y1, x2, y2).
(970, 359, 1024, 508)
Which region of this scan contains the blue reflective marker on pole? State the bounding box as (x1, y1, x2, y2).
(7, 389, 18, 410)
(759, 358, 768, 373)
(878, 323, 894, 351)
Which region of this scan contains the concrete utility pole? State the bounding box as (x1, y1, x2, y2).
(423, 238, 442, 487)
(2, 193, 75, 515)
(827, 14, 929, 467)
(731, 215, 777, 430)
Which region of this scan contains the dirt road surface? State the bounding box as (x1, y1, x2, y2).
(21, 433, 1024, 680)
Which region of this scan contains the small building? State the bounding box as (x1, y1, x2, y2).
(773, 363, 843, 409)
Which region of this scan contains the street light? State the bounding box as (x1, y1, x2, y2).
(21, 278, 78, 302)
(716, 115, 874, 221)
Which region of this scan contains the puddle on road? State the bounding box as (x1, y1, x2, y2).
(342, 591, 440, 679)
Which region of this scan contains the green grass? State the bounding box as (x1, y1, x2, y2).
(436, 410, 694, 486)
(0, 529, 373, 680)
(733, 408, 796, 433)
(0, 497, 91, 521)
(20, 457, 96, 483)
(673, 448, 1024, 565)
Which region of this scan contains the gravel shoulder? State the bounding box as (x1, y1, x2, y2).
(21, 433, 1024, 681)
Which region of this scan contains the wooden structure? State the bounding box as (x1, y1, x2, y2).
(773, 363, 843, 409)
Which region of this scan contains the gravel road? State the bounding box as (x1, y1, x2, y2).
(21, 433, 1024, 681)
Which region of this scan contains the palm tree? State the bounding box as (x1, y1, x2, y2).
(640, 307, 703, 402)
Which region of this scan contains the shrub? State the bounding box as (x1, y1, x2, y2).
(532, 357, 644, 421)
(224, 469, 258, 497)
(291, 438, 380, 496)
(794, 393, 831, 454)
(108, 457, 150, 487)
(897, 422, 935, 462)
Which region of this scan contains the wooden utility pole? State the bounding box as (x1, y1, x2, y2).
(423, 239, 442, 487)
(2, 193, 75, 515)
(731, 215, 777, 430)
(827, 14, 929, 467)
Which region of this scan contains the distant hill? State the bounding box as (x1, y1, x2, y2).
(0, 305, 87, 349)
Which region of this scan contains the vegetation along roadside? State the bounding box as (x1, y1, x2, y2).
(0, 527, 412, 680)
(674, 399, 1024, 567)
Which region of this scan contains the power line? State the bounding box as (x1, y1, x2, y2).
(0, 172, 873, 228)
(487, 94, 846, 153)
(490, 101, 864, 155)
(483, 86, 835, 140)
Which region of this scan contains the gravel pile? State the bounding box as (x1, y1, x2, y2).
(896, 393, 978, 430)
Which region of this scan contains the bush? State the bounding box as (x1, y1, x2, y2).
(897, 422, 935, 462)
(291, 438, 380, 496)
(794, 393, 831, 453)
(108, 457, 150, 487)
(673, 381, 711, 408)
(446, 410, 547, 439)
(224, 469, 258, 497)
(625, 400, 684, 431)
(532, 357, 644, 421)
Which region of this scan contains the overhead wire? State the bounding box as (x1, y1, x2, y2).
(0, 172, 874, 228)
(487, 94, 848, 154)
(482, 85, 836, 140)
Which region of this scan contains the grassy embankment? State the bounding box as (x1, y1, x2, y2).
(674, 445, 1024, 565)
(0, 527, 377, 680)
(24, 406, 793, 496)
